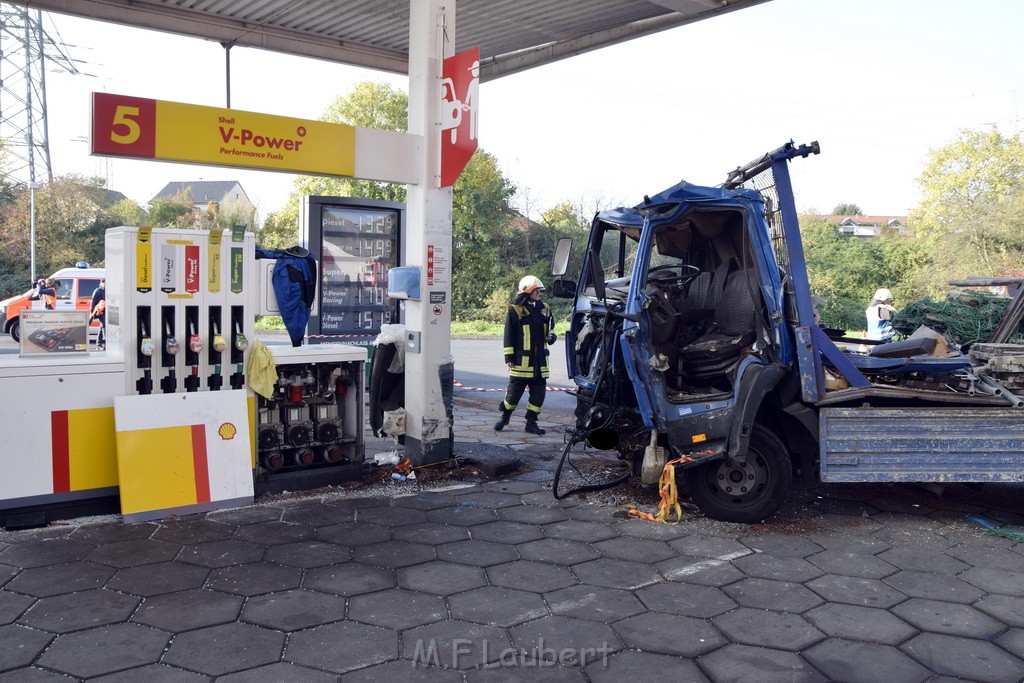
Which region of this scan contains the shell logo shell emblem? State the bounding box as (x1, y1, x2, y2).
(218, 422, 238, 440)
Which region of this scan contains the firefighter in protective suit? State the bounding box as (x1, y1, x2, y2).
(495, 275, 556, 434)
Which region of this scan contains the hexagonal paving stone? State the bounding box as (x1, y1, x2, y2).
(163, 622, 284, 676)
(207, 561, 301, 596)
(454, 492, 523, 509)
(700, 644, 826, 682)
(712, 608, 825, 651)
(655, 555, 747, 586)
(176, 538, 264, 567)
(722, 577, 824, 613)
(471, 521, 544, 545)
(232, 521, 314, 546)
(636, 581, 738, 618)
(89, 662, 210, 682)
(437, 539, 519, 567)
(959, 567, 1024, 597)
(803, 638, 927, 683)
(903, 632, 1024, 682)
(883, 570, 984, 604)
(589, 650, 708, 682)
(946, 545, 1024, 573)
(398, 560, 487, 595)
(591, 536, 676, 564)
(0, 590, 34, 625)
(36, 623, 169, 678)
(315, 521, 391, 546)
(668, 534, 752, 560)
(390, 493, 461, 511)
(392, 522, 471, 546)
(571, 558, 661, 591)
(426, 505, 499, 526)
(806, 550, 898, 579)
(875, 547, 969, 575)
(0, 538, 95, 568)
(4, 562, 115, 597)
(343, 659, 464, 682)
(731, 552, 824, 583)
(348, 587, 447, 630)
(0, 565, 13, 590)
(303, 562, 394, 596)
(241, 588, 347, 631)
(151, 519, 234, 545)
(488, 560, 577, 593)
(20, 589, 139, 634)
(975, 594, 1024, 628)
(217, 661, 338, 682)
(613, 611, 725, 657)
(803, 603, 918, 645)
(131, 588, 243, 631)
(86, 539, 181, 568)
(542, 520, 618, 543)
(510, 615, 621, 666)
(806, 575, 908, 609)
(517, 538, 600, 566)
(997, 628, 1024, 660)
(279, 502, 356, 526)
(449, 586, 549, 627)
(355, 505, 429, 527)
(563, 504, 620, 523)
(497, 505, 568, 525)
(0, 624, 54, 673)
(206, 505, 282, 525)
(352, 540, 435, 569)
(739, 534, 823, 558)
(544, 585, 645, 623)
(263, 540, 351, 568)
(402, 619, 512, 669)
(107, 561, 210, 597)
(71, 522, 158, 544)
(286, 620, 397, 674)
(891, 598, 1004, 639)
(613, 518, 690, 541)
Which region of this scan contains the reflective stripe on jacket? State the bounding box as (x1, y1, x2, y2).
(503, 299, 552, 379)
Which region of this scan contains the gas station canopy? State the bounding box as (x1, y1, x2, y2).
(21, 0, 769, 80)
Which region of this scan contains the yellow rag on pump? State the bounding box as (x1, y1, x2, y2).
(247, 339, 277, 398)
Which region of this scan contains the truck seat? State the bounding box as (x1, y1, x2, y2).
(679, 268, 759, 380)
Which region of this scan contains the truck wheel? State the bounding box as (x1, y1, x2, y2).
(9, 320, 19, 343)
(682, 424, 792, 523)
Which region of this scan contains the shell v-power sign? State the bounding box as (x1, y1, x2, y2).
(91, 93, 356, 177)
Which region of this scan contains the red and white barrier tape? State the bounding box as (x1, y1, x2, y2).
(452, 380, 574, 393)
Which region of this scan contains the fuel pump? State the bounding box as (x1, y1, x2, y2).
(184, 306, 203, 392)
(230, 306, 247, 390)
(207, 307, 226, 391)
(136, 308, 154, 395)
(159, 307, 180, 394)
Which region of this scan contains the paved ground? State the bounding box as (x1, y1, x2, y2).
(2, 395, 1024, 681)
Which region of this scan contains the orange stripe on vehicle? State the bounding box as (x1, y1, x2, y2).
(191, 424, 211, 503)
(51, 410, 70, 493)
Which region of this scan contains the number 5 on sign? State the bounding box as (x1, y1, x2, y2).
(92, 93, 156, 158)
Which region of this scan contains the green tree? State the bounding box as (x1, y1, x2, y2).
(831, 202, 862, 215)
(147, 190, 194, 228)
(107, 198, 147, 227)
(910, 127, 1024, 294)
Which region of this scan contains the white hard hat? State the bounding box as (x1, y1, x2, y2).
(518, 275, 545, 294)
(873, 288, 893, 302)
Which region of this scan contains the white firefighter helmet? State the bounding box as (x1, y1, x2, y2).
(873, 288, 893, 302)
(518, 275, 545, 294)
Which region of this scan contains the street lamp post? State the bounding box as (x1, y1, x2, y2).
(28, 181, 40, 283)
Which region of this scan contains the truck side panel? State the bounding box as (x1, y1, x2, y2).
(820, 407, 1024, 483)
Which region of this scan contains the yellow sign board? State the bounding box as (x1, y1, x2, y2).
(92, 93, 356, 177)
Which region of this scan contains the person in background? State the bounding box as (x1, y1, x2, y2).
(90, 279, 106, 349)
(866, 288, 897, 341)
(31, 278, 57, 310)
(495, 275, 556, 435)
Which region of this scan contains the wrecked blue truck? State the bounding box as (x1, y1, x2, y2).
(550, 141, 1024, 523)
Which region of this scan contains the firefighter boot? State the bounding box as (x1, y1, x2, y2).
(525, 417, 546, 435)
(494, 408, 512, 431)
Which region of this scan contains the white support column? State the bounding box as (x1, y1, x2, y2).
(405, 0, 455, 464)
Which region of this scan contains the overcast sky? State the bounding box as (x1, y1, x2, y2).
(32, 0, 1024, 222)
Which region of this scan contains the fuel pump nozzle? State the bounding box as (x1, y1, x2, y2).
(185, 315, 203, 392)
(161, 314, 180, 394)
(230, 317, 248, 390)
(136, 317, 154, 395)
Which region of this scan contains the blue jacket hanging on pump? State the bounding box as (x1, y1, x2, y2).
(255, 246, 318, 347)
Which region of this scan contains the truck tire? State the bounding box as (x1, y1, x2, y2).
(682, 423, 792, 523)
(9, 320, 19, 343)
